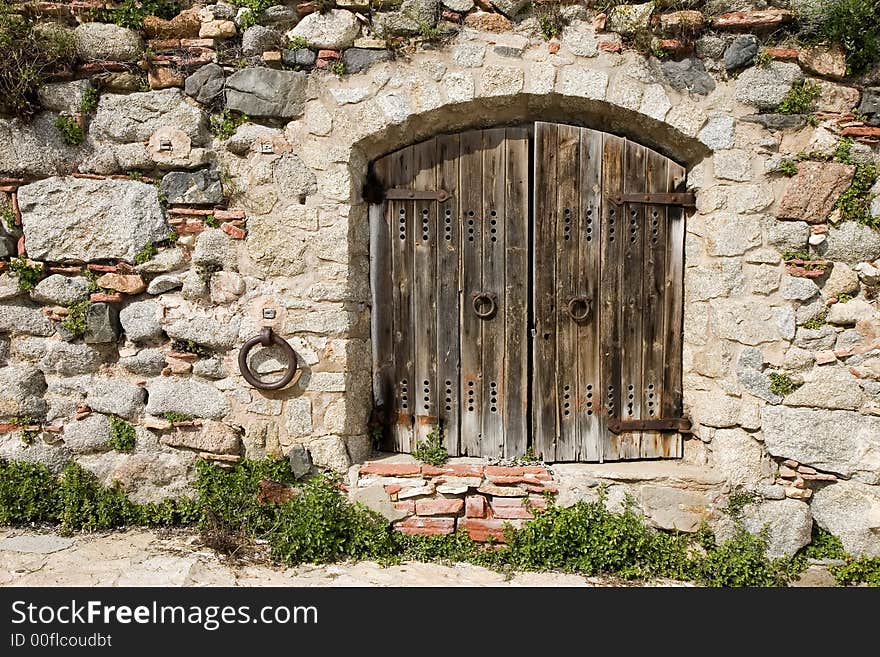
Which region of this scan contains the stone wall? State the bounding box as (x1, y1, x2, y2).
(1, 1, 880, 554)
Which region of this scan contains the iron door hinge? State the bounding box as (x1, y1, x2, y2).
(384, 188, 452, 202)
(609, 192, 696, 208)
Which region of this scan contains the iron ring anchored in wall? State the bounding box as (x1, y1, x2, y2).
(238, 327, 298, 390)
(472, 292, 498, 319)
(566, 296, 593, 322)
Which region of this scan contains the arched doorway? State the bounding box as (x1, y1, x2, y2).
(368, 122, 692, 463)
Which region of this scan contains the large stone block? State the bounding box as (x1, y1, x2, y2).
(0, 301, 55, 337)
(710, 428, 772, 486)
(19, 177, 168, 263)
(734, 61, 803, 110)
(742, 499, 812, 557)
(817, 221, 880, 265)
(164, 317, 239, 352)
(0, 114, 80, 177)
(225, 68, 307, 118)
(777, 162, 855, 223)
(86, 378, 146, 420)
(0, 365, 47, 418)
(286, 9, 360, 49)
(710, 299, 792, 345)
(145, 379, 230, 419)
(704, 213, 761, 256)
(74, 22, 143, 62)
(762, 406, 880, 484)
(811, 480, 880, 557)
(90, 89, 208, 145)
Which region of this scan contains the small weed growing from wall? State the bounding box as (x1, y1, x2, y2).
(778, 159, 799, 176)
(55, 115, 84, 146)
(802, 310, 828, 330)
(210, 109, 248, 140)
(61, 300, 90, 337)
(836, 293, 855, 303)
(162, 411, 194, 423)
(133, 242, 158, 265)
(18, 417, 40, 445)
(101, 0, 180, 29)
(726, 487, 759, 518)
(171, 338, 213, 358)
(204, 214, 220, 229)
(80, 86, 99, 114)
(412, 426, 449, 467)
(109, 416, 136, 452)
(831, 557, 880, 586)
(768, 372, 802, 396)
(837, 163, 879, 226)
(833, 137, 854, 164)
(1, 201, 15, 230)
(775, 80, 822, 115)
(537, 3, 566, 41)
(8, 257, 44, 292)
(285, 35, 309, 51)
(331, 60, 346, 76)
(753, 49, 772, 67)
(795, 0, 880, 74)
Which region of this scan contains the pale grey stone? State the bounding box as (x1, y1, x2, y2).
(785, 369, 864, 410)
(479, 66, 524, 97)
(193, 356, 227, 380)
(193, 228, 234, 273)
(10, 337, 47, 362)
(783, 346, 815, 371)
(742, 499, 812, 557)
(817, 221, 880, 265)
(442, 0, 473, 9)
(351, 483, 407, 521)
(822, 263, 860, 299)
(273, 154, 317, 198)
(287, 9, 360, 48)
(306, 435, 350, 471)
(63, 413, 112, 454)
(39, 342, 101, 376)
(164, 317, 239, 352)
(639, 485, 713, 532)
(606, 2, 654, 36)
(827, 299, 876, 326)
(704, 213, 761, 256)
(84, 303, 118, 344)
(0, 365, 47, 418)
(242, 25, 281, 56)
(225, 68, 307, 119)
(224, 123, 280, 156)
(561, 20, 600, 57)
(714, 149, 752, 182)
(31, 275, 89, 306)
(37, 80, 93, 114)
(0, 435, 70, 473)
(710, 299, 790, 345)
(768, 220, 810, 253)
(86, 378, 146, 420)
(491, 0, 529, 16)
(835, 328, 863, 353)
(147, 274, 184, 295)
(184, 63, 225, 105)
(74, 22, 143, 62)
(762, 406, 880, 484)
(0, 534, 74, 554)
(556, 67, 608, 99)
(161, 169, 224, 205)
(0, 113, 80, 177)
(453, 43, 486, 68)
(812, 480, 880, 556)
(342, 48, 390, 74)
(698, 113, 736, 150)
(19, 177, 168, 263)
(757, 484, 786, 500)
(686, 259, 744, 301)
(711, 428, 772, 486)
(795, 325, 838, 350)
(90, 89, 208, 145)
(119, 301, 163, 344)
(780, 276, 819, 301)
(735, 62, 804, 110)
(690, 392, 741, 428)
(0, 301, 55, 337)
(146, 379, 230, 419)
(120, 349, 166, 376)
(285, 397, 313, 437)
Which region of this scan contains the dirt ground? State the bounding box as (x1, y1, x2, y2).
(0, 527, 695, 587)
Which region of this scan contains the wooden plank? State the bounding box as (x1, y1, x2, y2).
(411, 138, 439, 448)
(389, 145, 415, 452)
(479, 129, 506, 459)
(532, 122, 558, 461)
(436, 133, 462, 456)
(618, 140, 646, 459)
(459, 130, 484, 456)
(368, 202, 393, 416)
(599, 134, 625, 462)
(576, 127, 603, 462)
(640, 149, 669, 458)
(503, 127, 530, 459)
(554, 124, 581, 461)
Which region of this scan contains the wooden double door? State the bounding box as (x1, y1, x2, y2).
(369, 122, 689, 462)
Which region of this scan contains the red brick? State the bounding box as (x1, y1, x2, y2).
(360, 462, 421, 476)
(548, 40, 561, 54)
(524, 484, 558, 494)
(598, 40, 621, 53)
(90, 292, 123, 303)
(460, 518, 523, 543)
(521, 466, 549, 475)
(713, 9, 792, 30)
(765, 47, 799, 60)
(0, 423, 20, 434)
(489, 498, 534, 519)
(420, 465, 446, 476)
(415, 498, 464, 516)
(527, 495, 548, 509)
(220, 222, 247, 239)
(384, 484, 402, 496)
(465, 495, 489, 518)
(488, 475, 544, 485)
(317, 49, 341, 60)
(445, 464, 484, 477)
(842, 126, 880, 137)
(485, 465, 524, 476)
(394, 501, 415, 514)
(17, 235, 26, 257)
(394, 517, 455, 536)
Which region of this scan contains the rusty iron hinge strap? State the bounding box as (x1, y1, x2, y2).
(385, 188, 451, 202)
(608, 417, 692, 434)
(609, 192, 696, 207)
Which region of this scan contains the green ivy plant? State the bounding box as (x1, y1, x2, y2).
(101, 0, 180, 30)
(837, 163, 879, 226)
(412, 426, 449, 467)
(60, 300, 90, 337)
(8, 257, 44, 292)
(162, 411, 194, 423)
(768, 372, 802, 397)
(795, 0, 880, 74)
(109, 416, 136, 452)
(133, 242, 158, 265)
(209, 109, 248, 140)
(55, 115, 84, 146)
(775, 80, 822, 115)
(80, 86, 99, 114)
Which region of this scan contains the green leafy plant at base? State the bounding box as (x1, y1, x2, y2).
(80, 86, 99, 114)
(699, 525, 790, 587)
(837, 163, 878, 226)
(101, 0, 180, 30)
(768, 372, 802, 396)
(162, 411, 194, 424)
(1, 200, 15, 230)
(795, 0, 880, 74)
(802, 310, 828, 330)
(133, 242, 157, 265)
(8, 257, 44, 292)
(109, 416, 136, 453)
(54, 115, 84, 146)
(412, 426, 449, 467)
(0, 459, 58, 524)
(802, 525, 847, 560)
(778, 159, 799, 177)
(60, 300, 90, 338)
(834, 137, 854, 164)
(831, 557, 880, 586)
(775, 80, 821, 115)
(210, 109, 248, 140)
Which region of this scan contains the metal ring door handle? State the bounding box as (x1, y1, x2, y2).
(566, 296, 592, 322)
(238, 327, 299, 390)
(472, 292, 497, 319)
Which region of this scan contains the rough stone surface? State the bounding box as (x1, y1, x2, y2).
(342, 48, 391, 74)
(164, 317, 239, 352)
(19, 177, 168, 263)
(811, 481, 880, 557)
(827, 299, 876, 326)
(735, 62, 803, 110)
(777, 162, 855, 223)
(225, 68, 307, 119)
(184, 64, 225, 105)
(742, 499, 813, 558)
(818, 221, 880, 265)
(660, 58, 715, 95)
(822, 263, 860, 299)
(0, 534, 74, 554)
(37, 80, 93, 114)
(39, 342, 101, 376)
(274, 154, 317, 198)
(287, 9, 360, 49)
(710, 299, 792, 345)
(74, 22, 143, 62)
(710, 428, 771, 486)
(84, 303, 119, 344)
(0, 365, 47, 418)
(119, 301, 163, 344)
(242, 25, 280, 56)
(351, 484, 409, 522)
(0, 301, 55, 337)
(639, 485, 714, 533)
(768, 220, 810, 252)
(86, 379, 146, 420)
(31, 275, 89, 306)
(160, 421, 240, 454)
(63, 414, 112, 454)
(161, 169, 224, 205)
(723, 34, 758, 70)
(90, 89, 208, 145)
(762, 406, 880, 484)
(607, 3, 655, 36)
(698, 113, 735, 150)
(785, 369, 864, 410)
(145, 379, 230, 419)
(704, 214, 760, 256)
(780, 276, 819, 301)
(288, 444, 312, 479)
(120, 349, 166, 376)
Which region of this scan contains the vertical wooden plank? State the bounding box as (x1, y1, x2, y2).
(503, 127, 529, 459)
(554, 124, 581, 461)
(411, 139, 439, 447)
(641, 150, 669, 458)
(663, 160, 687, 458)
(389, 146, 415, 452)
(599, 134, 625, 461)
(576, 128, 603, 462)
(369, 201, 393, 414)
(436, 133, 461, 456)
(532, 122, 558, 461)
(459, 130, 484, 456)
(479, 129, 506, 459)
(618, 140, 646, 459)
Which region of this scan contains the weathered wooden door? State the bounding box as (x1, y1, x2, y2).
(370, 122, 688, 462)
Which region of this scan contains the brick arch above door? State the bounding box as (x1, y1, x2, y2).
(369, 123, 692, 463)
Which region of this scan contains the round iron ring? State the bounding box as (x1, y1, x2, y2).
(238, 327, 298, 390)
(566, 296, 592, 322)
(472, 292, 497, 319)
